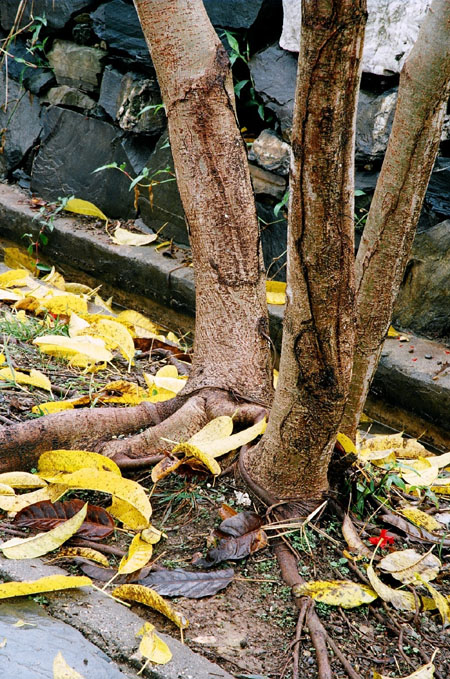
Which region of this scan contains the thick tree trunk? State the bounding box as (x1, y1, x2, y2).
(341, 0, 450, 439)
(245, 0, 366, 501)
(134, 0, 273, 407)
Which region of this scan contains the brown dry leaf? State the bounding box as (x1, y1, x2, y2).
(342, 514, 372, 558)
(192, 528, 267, 568)
(112, 584, 188, 629)
(151, 455, 185, 483)
(292, 580, 377, 608)
(378, 549, 441, 584)
(139, 567, 234, 599)
(382, 511, 450, 547)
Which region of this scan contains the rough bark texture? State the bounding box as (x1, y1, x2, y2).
(246, 0, 367, 500)
(134, 0, 273, 407)
(341, 0, 450, 438)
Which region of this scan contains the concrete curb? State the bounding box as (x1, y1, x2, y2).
(0, 556, 234, 679)
(0, 181, 449, 445)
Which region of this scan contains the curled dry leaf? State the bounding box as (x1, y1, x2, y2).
(192, 529, 267, 568)
(137, 622, 172, 666)
(342, 514, 373, 558)
(119, 533, 154, 575)
(382, 511, 450, 547)
(292, 580, 377, 608)
(0, 471, 47, 489)
(55, 547, 110, 567)
(417, 576, 450, 627)
(373, 661, 434, 679)
(366, 565, 435, 612)
(53, 651, 85, 679)
(219, 511, 263, 537)
(111, 226, 157, 246)
(378, 549, 441, 584)
(139, 567, 234, 598)
(0, 574, 91, 600)
(13, 499, 115, 541)
(1, 503, 88, 559)
(112, 584, 188, 629)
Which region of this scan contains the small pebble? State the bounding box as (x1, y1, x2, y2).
(425, 354, 433, 359)
(408, 348, 414, 353)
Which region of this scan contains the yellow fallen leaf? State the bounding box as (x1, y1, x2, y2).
(3, 247, 37, 272)
(68, 312, 90, 337)
(387, 326, 401, 338)
(119, 533, 154, 574)
(336, 432, 357, 455)
(1, 503, 88, 559)
(426, 451, 450, 469)
(33, 335, 112, 366)
(401, 458, 439, 487)
(141, 525, 164, 545)
(0, 483, 15, 495)
(80, 318, 135, 364)
(64, 197, 108, 220)
(0, 575, 92, 600)
(40, 294, 88, 316)
(42, 268, 66, 291)
(418, 577, 450, 626)
(197, 417, 267, 458)
(65, 283, 96, 296)
(373, 661, 434, 679)
(53, 651, 85, 679)
(357, 448, 397, 467)
(111, 226, 157, 246)
(0, 486, 52, 513)
(292, 580, 377, 608)
(37, 469, 151, 530)
(138, 622, 172, 665)
(144, 365, 188, 394)
(94, 380, 149, 405)
(0, 472, 47, 489)
(379, 549, 441, 584)
(0, 367, 51, 391)
(273, 368, 278, 388)
(0, 269, 31, 288)
(144, 383, 178, 402)
(32, 401, 75, 415)
(399, 507, 444, 533)
(0, 289, 23, 301)
(172, 442, 221, 476)
(266, 280, 286, 305)
(93, 294, 114, 313)
(188, 416, 234, 447)
(366, 565, 435, 611)
(55, 546, 110, 567)
(38, 449, 121, 477)
(430, 483, 450, 495)
(112, 584, 188, 629)
(116, 310, 164, 335)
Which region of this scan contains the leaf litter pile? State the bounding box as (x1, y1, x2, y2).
(0, 249, 450, 678)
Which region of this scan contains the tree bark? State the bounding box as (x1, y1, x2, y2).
(133, 0, 273, 407)
(245, 0, 367, 501)
(341, 0, 450, 439)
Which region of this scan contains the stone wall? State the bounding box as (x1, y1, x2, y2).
(0, 0, 449, 340)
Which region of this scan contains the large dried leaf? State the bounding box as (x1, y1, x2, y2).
(399, 507, 444, 533)
(80, 318, 135, 364)
(0, 483, 15, 495)
(171, 443, 221, 476)
(37, 469, 151, 530)
(382, 511, 450, 547)
(401, 458, 439, 487)
(112, 584, 188, 629)
(116, 309, 163, 336)
(336, 433, 357, 455)
(292, 580, 377, 608)
(0, 367, 51, 391)
(379, 549, 441, 584)
(219, 511, 263, 538)
(53, 652, 85, 679)
(56, 546, 110, 567)
(40, 294, 88, 316)
(366, 565, 435, 612)
(119, 533, 154, 574)
(342, 514, 372, 558)
(137, 622, 172, 665)
(33, 335, 112, 367)
(360, 434, 431, 459)
(111, 226, 157, 246)
(0, 486, 54, 513)
(192, 528, 268, 568)
(1, 503, 88, 559)
(0, 269, 31, 288)
(418, 578, 450, 626)
(0, 574, 92, 600)
(3, 247, 37, 272)
(38, 449, 121, 477)
(13, 499, 115, 540)
(139, 567, 234, 598)
(373, 662, 434, 679)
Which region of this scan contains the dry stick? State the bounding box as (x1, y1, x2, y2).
(292, 599, 311, 679)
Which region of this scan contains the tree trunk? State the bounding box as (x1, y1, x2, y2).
(341, 0, 450, 439)
(133, 0, 273, 407)
(245, 0, 367, 502)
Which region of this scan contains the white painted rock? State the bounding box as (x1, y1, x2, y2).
(280, 0, 432, 76)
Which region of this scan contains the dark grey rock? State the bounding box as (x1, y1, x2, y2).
(48, 40, 106, 92)
(0, 600, 129, 678)
(249, 44, 297, 137)
(0, 0, 95, 31)
(356, 88, 398, 162)
(138, 132, 189, 246)
(45, 85, 97, 110)
(30, 107, 154, 219)
(393, 219, 450, 340)
(91, 0, 151, 63)
(4, 37, 54, 94)
(248, 129, 290, 175)
(0, 75, 42, 178)
(258, 202, 287, 281)
(99, 67, 165, 134)
(249, 163, 286, 198)
(425, 157, 450, 221)
(203, 0, 277, 28)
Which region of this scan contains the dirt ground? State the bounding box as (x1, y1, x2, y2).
(1, 301, 450, 679)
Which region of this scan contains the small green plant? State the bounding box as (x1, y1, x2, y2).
(274, 189, 290, 217)
(0, 312, 69, 342)
(93, 162, 175, 199)
(22, 196, 72, 272)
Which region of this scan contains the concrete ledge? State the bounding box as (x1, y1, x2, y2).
(0, 556, 234, 679)
(0, 181, 449, 445)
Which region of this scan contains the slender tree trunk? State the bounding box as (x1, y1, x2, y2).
(133, 0, 273, 407)
(245, 0, 367, 501)
(341, 0, 450, 439)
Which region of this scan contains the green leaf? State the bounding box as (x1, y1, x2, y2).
(234, 80, 249, 98)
